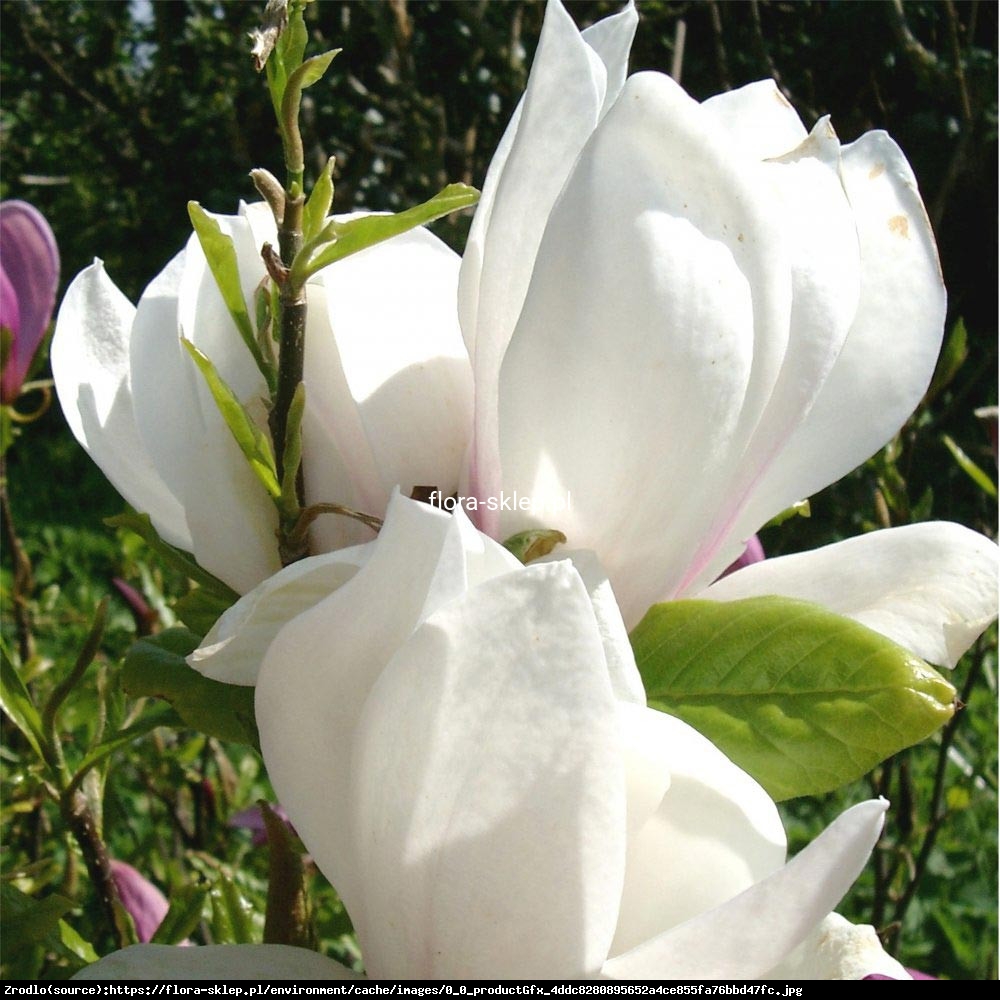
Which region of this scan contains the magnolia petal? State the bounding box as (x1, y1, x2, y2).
(51, 261, 190, 548)
(497, 70, 791, 625)
(540, 549, 645, 705)
(351, 561, 625, 979)
(580, 1, 640, 119)
(256, 495, 516, 927)
(189, 545, 370, 685)
(0, 200, 60, 402)
(701, 80, 808, 161)
(675, 118, 862, 593)
(701, 522, 999, 668)
(109, 860, 170, 944)
(767, 913, 911, 980)
(738, 130, 946, 525)
(603, 799, 887, 979)
(135, 224, 279, 592)
(610, 707, 786, 958)
(460, 0, 626, 529)
(72, 944, 359, 981)
(304, 225, 472, 553)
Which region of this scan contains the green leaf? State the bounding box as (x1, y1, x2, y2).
(302, 157, 335, 241)
(58, 920, 99, 965)
(182, 339, 281, 500)
(926, 317, 968, 403)
(187, 202, 274, 391)
(942, 434, 997, 499)
(298, 184, 480, 282)
(122, 629, 259, 750)
(502, 528, 567, 564)
(764, 499, 810, 529)
(70, 702, 182, 788)
(149, 883, 209, 945)
(174, 586, 236, 637)
(288, 49, 339, 94)
(0, 885, 74, 951)
(106, 511, 240, 603)
(0, 649, 48, 765)
(631, 596, 956, 801)
(209, 874, 258, 945)
(279, 382, 306, 521)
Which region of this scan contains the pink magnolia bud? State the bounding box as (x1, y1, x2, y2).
(0, 201, 59, 403)
(109, 859, 170, 943)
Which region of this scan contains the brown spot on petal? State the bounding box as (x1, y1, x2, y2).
(888, 215, 910, 238)
(825, 120, 837, 139)
(869, 163, 885, 180)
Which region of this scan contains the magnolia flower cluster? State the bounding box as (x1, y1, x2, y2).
(81, 496, 911, 981)
(53, 3, 995, 638)
(56, 0, 997, 983)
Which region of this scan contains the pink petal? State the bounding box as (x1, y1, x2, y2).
(0, 201, 59, 402)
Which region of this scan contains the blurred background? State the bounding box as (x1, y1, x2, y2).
(1, 0, 996, 979)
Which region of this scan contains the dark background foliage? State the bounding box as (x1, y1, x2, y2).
(1, 0, 997, 980)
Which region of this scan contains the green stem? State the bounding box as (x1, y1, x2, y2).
(269, 192, 308, 566)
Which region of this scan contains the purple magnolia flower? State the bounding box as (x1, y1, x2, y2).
(109, 860, 171, 943)
(865, 969, 936, 980)
(0, 201, 59, 404)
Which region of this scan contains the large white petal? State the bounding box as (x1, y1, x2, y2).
(255, 496, 516, 930)
(603, 799, 887, 979)
(189, 545, 370, 685)
(460, 0, 633, 530)
(610, 707, 786, 958)
(72, 944, 359, 981)
(51, 261, 190, 548)
(540, 549, 645, 705)
(155, 210, 279, 592)
(351, 561, 625, 979)
(734, 130, 946, 528)
(701, 79, 807, 160)
(766, 913, 911, 980)
(304, 225, 471, 554)
(701, 522, 999, 668)
(497, 71, 791, 625)
(674, 120, 862, 593)
(603, 800, 888, 979)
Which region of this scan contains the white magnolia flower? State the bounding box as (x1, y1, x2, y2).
(52, 205, 471, 594)
(460, 0, 995, 632)
(77, 495, 908, 981)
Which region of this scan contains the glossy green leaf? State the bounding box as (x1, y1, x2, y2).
(106, 511, 240, 603)
(122, 629, 259, 750)
(0, 885, 74, 951)
(149, 883, 209, 946)
(209, 874, 258, 945)
(631, 597, 956, 801)
(288, 49, 339, 94)
(764, 499, 810, 529)
(502, 528, 567, 564)
(297, 183, 479, 282)
(182, 339, 281, 500)
(0, 649, 48, 764)
(58, 920, 99, 965)
(187, 202, 274, 390)
(174, 586, 236, 637)
(302, 157, 335, 240)
(942, 434, 997, 499)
